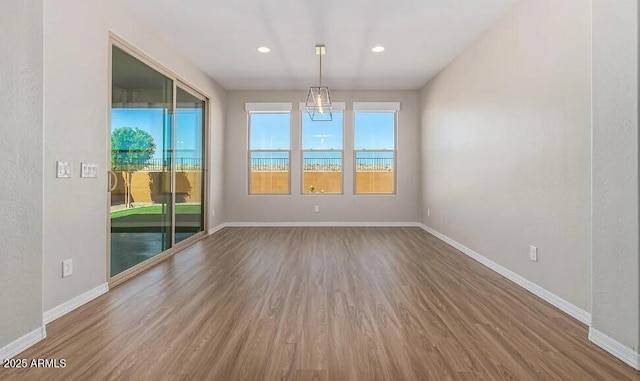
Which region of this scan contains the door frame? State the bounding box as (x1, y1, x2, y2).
(107, 33, 210, 287)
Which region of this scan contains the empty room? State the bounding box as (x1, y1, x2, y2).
(1, 0, 639, 380)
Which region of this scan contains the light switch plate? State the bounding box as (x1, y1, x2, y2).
(529, 245, 538, 262)
(62, 258, 73, 278)
(56, 161, 72, 178)
(80, 163, 98, 178)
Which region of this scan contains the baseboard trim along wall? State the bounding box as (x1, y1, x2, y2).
(43, 282, 109, 325)
(0, 326, 46, 361)
(222, 221, 423, 228)
(418, 224, 592, 326)
(207, 223, 228, 235)
(589, 328, 640, 370)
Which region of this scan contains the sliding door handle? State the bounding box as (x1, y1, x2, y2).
(108, 170, 118, 192)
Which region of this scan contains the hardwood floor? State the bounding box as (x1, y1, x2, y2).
(2, 227, 638, 380)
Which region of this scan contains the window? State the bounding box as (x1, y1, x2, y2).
(248, 109, 291, 194)
(301, 111, 343, 194)
(354, 103, 398, 194)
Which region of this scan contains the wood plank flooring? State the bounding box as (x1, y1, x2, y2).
(2, 227, 638, 380)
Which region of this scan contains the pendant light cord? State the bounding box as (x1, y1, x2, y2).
(319, 52, 322, 87)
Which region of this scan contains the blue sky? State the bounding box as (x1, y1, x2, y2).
(249, 111, 395, 151)
(111, 108, 202, 159)
(354, 112, 395, 150)
(302, 112, 343, 150)
(249, 113, 291, 150)
(112, 109, 395, 161)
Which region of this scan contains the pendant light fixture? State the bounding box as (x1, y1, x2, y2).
(305, 44, 332, 121)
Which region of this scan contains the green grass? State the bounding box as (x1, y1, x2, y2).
(110, 204, 201, 219)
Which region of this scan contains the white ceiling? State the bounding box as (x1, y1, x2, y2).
(122, 0, 518, 90)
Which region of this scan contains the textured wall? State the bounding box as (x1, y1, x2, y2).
(419, 0, 592, 311)
(591, 0, 639, 353)
(42, 0, 227, 310)
(0, 0, 44, 347)
(225, 90, 420, 223)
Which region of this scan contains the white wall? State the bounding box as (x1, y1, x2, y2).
(42, 0, 226, 311)
(0, 0, 44, 348)
(419, 0, 592, 312)
(591, 0, 639, 358)
(224, 90, 420, 223)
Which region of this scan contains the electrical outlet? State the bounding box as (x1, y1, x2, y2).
(427, 208, 430, 217)
(529, 246, 538, 262)
(314, 205, 320, 213)
(211, 208, 215, 217)
(62, 259, 73, 278)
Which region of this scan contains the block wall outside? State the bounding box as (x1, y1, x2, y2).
(249, 171, 394, 194)
(111, 171, 202, 204)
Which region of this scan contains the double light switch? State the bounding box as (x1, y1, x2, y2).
(80, 163, 98, 178)
(56, 161, 98, 178)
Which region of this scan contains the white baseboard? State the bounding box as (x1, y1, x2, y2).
(418, 224, 592, 326)
(589, 328, 640, 370)
(43, 282, 109, 325)
(224, 221, 423, 227)
(0, 326, 46, 361)
(208, 223, 228, 235)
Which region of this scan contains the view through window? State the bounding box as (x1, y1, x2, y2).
(302, 111, 343, 194)
(354, 111, 396, 194)
(110, 44, 207, 278)
(249, 112, 291, 194)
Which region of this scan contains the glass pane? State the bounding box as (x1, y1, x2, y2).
(354, 112, 395, 150)
(110, 46, 173, 277)
(249, 113, 290, 150)
(302, 112, 343, 150)
(175, 87, 205, 243)
(250, 151, 289, 194)
(248, 112, 290, 194)
(355, 151, 394, 194)
(302, 151, 342, 194)
(301, 111, 343, 194)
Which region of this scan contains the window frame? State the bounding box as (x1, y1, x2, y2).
(247, 106, 292, 195)
(353, 105, 399, 195)
(300, 110, 345, 195)
(299, 102, 347, 196)
(108, 34, 211, 287)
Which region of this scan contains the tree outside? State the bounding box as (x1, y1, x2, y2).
(111, 126, 156, 208)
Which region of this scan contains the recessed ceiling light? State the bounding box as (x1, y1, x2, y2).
(257, 46, 271, 53)
(371, 46, 385, 53)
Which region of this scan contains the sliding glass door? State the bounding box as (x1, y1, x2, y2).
(175, 87, 206, 243)
(109, 42, 207, 280)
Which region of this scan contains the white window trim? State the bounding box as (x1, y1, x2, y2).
(298, 101, 346, 111)
(245, 102, 292, 112)
(353, 102, 400, 112)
